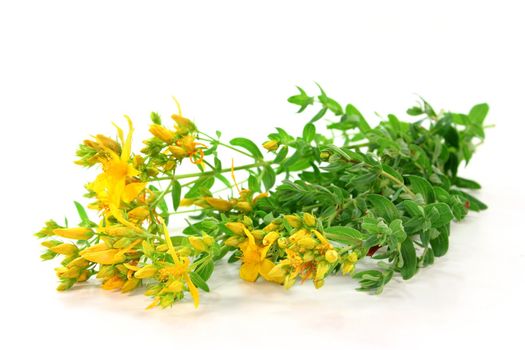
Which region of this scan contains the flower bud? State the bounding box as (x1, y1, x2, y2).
(77, 270, 90, 282)
(102, 276, 125, 290)
(135, 265, 158, 279)
(315, 262, 330, 281)
(262, 140, 279, 151)
(81, 249, 126, 265)
(225, 222, 246, 235)
(342, 261, 355, 275)
(267, 265, 286, 283)
(320, 151, 330, 160)
(202, 234, 215, 246)
(348, 252, 359, 263)
(168, 145, 187, 159)
(166, 280, 184, 293)
(298, 237, 317, 249)
(128, 206, 149, 221)
(303, 213, 316, 227)
(172, 114, 195, 132)
(314, 279, 325, 289)
(189, 236, 208, 252)
(204, 197, 232, 212)
(277, 237, 288, 249)
(149, 124, 174, 143)
(263, 231, 280, 246)
(236, 201, 252, 212)
(224, 236, 243, 247)
(49, 243, 78, 256)
(284, 275, 296, 290)
(67, 257, 90, 269)
(52, 227, 94, 240)
(325, 249, 339, 263)
(121, 278, 140, 293)
(263, 222, 279, 232)
(284, 215, 302, 228)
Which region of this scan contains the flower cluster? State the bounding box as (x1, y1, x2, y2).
(225, 213, 360, 289)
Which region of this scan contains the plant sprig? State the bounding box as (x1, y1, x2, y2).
(35, 85, 489, 308)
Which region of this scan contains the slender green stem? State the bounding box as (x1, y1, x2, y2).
(156, 161, 270, 181)
(380, 171, 416, 197)
(198, 131, 254, 158)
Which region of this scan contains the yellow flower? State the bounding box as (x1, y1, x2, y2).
(52, 227, 94, 240)
(238, 228, 281, 283)
(86, 116, 145, 232)
(159, 218, 199, 308)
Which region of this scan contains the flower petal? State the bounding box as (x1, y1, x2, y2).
(239, 262, 259, 282)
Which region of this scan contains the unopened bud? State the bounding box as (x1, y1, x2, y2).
(262, 140, 279, 151)
(263, 231, 280, 246)
(204, 197, 232, 212)
(189, 236, 208, 252)
(284, 215, 302, 228)
(52, 227, 94, 240)
(226, 222, 246, 235)
(325, 249, 339, 263)
(135, 265, 158, 279)
(149, 124, 174, 143)
(49, 243, 78, 256)
(303, 213, 316, 227)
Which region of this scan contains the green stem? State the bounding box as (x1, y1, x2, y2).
(380, 171, 416, 197)
(198, 131, 254, 158)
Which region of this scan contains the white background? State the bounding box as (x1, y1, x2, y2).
(1, 1, 524, 349)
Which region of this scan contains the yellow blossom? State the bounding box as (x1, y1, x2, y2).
(239, 229, 282, 283)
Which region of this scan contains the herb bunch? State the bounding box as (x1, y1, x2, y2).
(35, 86, 489, 308)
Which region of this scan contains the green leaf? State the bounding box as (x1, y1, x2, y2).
(230, 137, 263, 160)
(150, 112, 161, 125)
(185, 176, 215, 198)
(367, 194, 400, 222)
(73, 201, 94, 226)
(453, 176, 481, 189)
(273, 146, 288, 163)
(402, 200, 424, 217)
(302, 123, 316, 143)
(430, 225, 449, 257)
(468, 103, 489, 125)
(195, 259, 214, 281)
(407, 106, 423, 116)
(288, 86, 314, 113)
(262, 166, 276, 191)
(389, 219, 407, 242)
(324, 226, 368, 243)
(309, 107, 328, 123)
(345, 104, 371, 132)
(189, 271, 210, 292)
(407, 175, 436, 203)
(171, 180, 182, 211)
(424, 203, 454, 227)
(399, 238, 417, 279)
